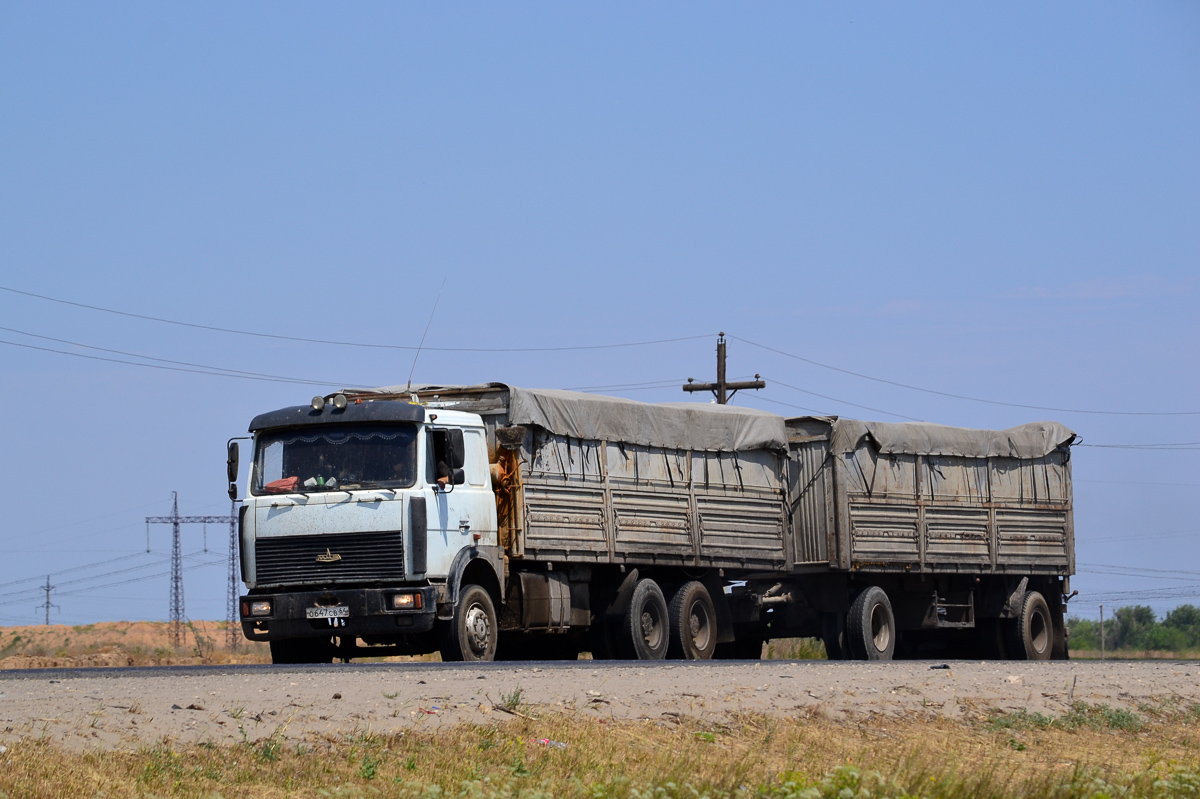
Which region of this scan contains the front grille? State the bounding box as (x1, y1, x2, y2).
(255, 530, 404, 586)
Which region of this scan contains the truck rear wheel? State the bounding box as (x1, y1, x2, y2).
(1006, 591, 1052, 661)
(440, 584, 498, 662)
(619, 578, 669, 660)
(269, 637, 334, 665)
(846, 586, 896, 661)
(667, 581, 717, 660)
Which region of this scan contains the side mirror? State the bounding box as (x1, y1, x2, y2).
(227, 441, 240, 483)
(446, 429, 466, 470)
(227, 440, 241, 501)
(451, 467, 466, 486)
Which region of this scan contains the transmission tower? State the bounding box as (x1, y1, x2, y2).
(145, 492, 236, 650)
(37, 575, 59, 625)
(225, 499, 240, 650)
(682, 332, 765, 404)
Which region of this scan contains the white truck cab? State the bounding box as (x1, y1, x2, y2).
(233, 396, 502, 663)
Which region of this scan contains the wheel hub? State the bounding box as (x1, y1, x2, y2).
(464, 603, 491, 655)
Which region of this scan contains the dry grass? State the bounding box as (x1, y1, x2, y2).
(2, 701, 1199, 798)
(1068, 649, 1200, 660)
(0, 621, 271, 669)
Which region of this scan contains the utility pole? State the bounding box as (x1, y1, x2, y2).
(225, 500, 240, 650)
(683, 332, 765, 404)
(37, 575, 58, 625)
(145, 492, 236, 650)
(1099, 604, 1105, 662)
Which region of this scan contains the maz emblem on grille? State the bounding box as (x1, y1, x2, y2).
(315, 548, 343, 563)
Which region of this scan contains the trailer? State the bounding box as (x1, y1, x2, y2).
(232, 383, 1076, 663)
(782, 415, 1075, 660)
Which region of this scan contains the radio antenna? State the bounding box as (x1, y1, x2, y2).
(406, 276, 447, 394)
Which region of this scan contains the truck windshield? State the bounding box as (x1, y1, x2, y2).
(252, 424, 418, 494)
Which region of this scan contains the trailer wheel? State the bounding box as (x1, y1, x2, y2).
(439, 584, 498, 662)
(1006, 591, 1052, 661)
(269, 637, 334, 665)
(846, 587, 896, 661)
(667, 581, 718, 660)
(619, 578, 669, 660)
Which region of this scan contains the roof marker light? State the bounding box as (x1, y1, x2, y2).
(333, 393, 348, 410)
(311, 396, 326, 411)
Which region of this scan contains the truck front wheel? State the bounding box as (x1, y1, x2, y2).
(846, 587, 896, 661)
(440, 584, 498, 662)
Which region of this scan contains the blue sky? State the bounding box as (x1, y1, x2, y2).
(1, 4, 1196, 626)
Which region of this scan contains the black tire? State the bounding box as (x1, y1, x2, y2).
(667, 581, 718, 660)
(846, 586, 896, 661)
(269, 636, 334, 665)
(1006, 590, 1052, 661)
(821, 612, 848, 660)
(439, 584, 498, 662)
(618, 578, 669, 660)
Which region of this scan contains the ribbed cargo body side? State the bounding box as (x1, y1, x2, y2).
(786, 417, 1073, 576)
(407, 385, 790, 571)
(518, 432, 788, 569)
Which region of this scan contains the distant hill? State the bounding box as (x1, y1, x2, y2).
(0, 620, 270, 669)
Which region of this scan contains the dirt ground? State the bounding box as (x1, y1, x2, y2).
(0, 659, 1196, 752)
(0, 620, 270, 669)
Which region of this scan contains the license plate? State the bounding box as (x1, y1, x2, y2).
(306, 606, 349, 619)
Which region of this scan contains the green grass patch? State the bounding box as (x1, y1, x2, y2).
(989, 701, 1144, 732)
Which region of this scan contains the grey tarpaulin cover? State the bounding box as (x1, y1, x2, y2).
(506, 387, 787, 452)
(827, 419, 1076, 459)
(367, 383, 788, 452)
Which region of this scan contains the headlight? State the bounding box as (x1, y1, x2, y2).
(249, 600, 272, 617)
(392, 593, 422, 610)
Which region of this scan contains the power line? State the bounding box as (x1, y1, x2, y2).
(1077, 479, 1200, 488)
(0, 338, 355, 387)
(733, 335, 1200, 417)
(56, 558, 226, 599)
(0, 552, 159, 593)
(1082, 586, 1200, 602)
(0, 284, 713, 353)
(740, 394, 831, 416)
(1077, 443, 1200, 451)
(0, 556, 166, 599)
(565, 378, 690, 391)
(1076, 563, 1200, 579)
(1084, 529, 1200, 544)
(15, 499, 163, 541)
(765, 376, 924, 422)
(0, 325, 358, 387)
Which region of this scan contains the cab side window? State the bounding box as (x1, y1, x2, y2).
(465, 429, 487, 486)
(427, 431, 450, 485)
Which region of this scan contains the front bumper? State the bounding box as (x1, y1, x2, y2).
(240, 586, 437, 641)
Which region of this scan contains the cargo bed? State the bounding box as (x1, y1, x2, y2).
(786, 416, 1075, 576)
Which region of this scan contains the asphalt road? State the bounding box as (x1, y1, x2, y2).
(1, 660, 1196, 751)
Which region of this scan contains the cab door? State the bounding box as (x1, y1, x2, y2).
(424, 427, 469, 578)
(423, 426, 497, 578)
